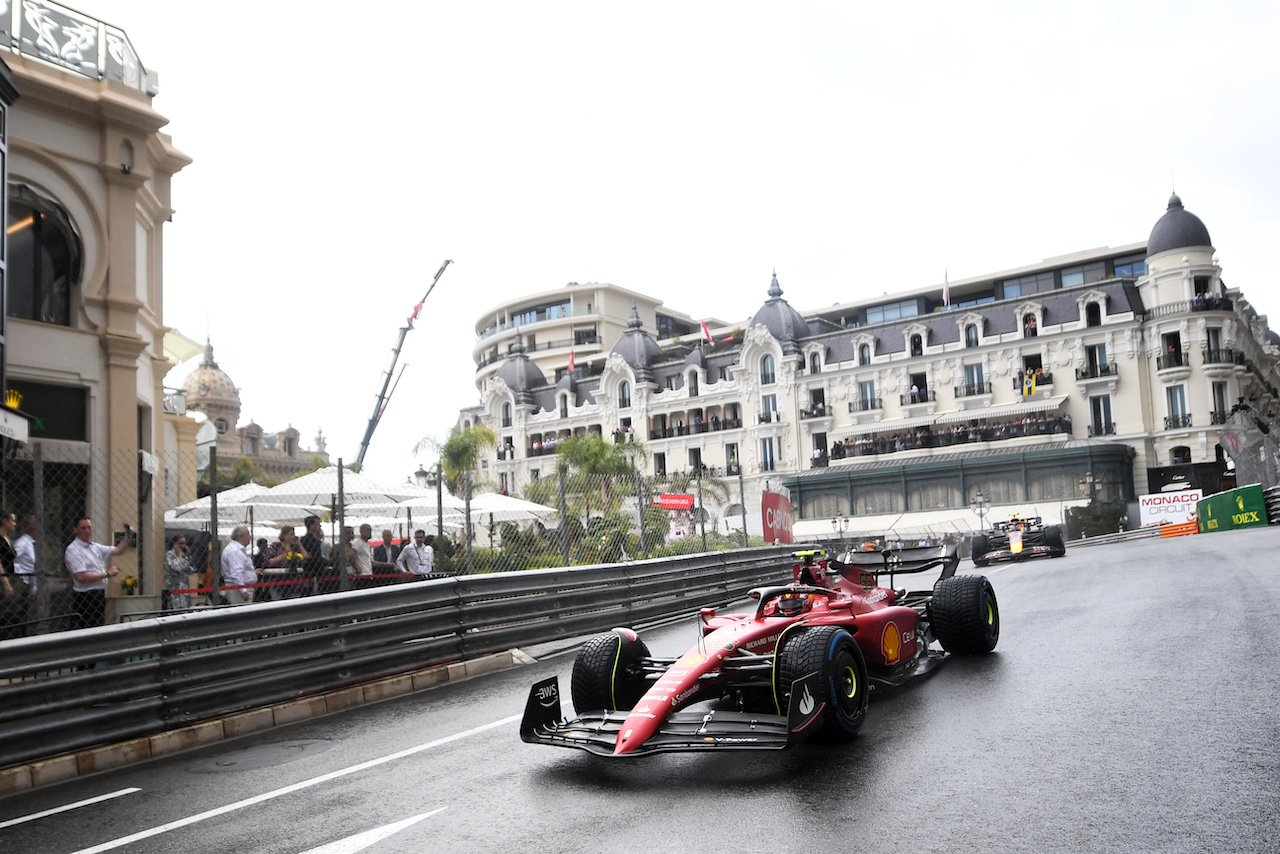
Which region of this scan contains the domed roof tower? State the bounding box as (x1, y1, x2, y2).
(493, 332, 546, 405)
(182, 339, 241, 433)
(610, 303, 663, 383)
(1147, 193, 1213, 258)
(749, 271, 810, 352)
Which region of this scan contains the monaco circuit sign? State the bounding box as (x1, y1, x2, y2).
(1138, 489, 1204, 526)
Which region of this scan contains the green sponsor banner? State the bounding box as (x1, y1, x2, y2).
(1197, 484, 1268, 533)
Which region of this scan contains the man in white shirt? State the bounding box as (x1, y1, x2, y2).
(394, 530, 435, 577)
(64, 518, 131, 628)
(347, 524, 374, 576)
(220, 526, 257, 605)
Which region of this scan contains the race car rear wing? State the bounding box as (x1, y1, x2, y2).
(520, 672, 825, 757)
(833, 544, 959, 587)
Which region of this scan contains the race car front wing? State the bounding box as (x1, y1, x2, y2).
(520, 673, 824, 757)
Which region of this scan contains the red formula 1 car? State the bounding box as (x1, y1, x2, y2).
(520, 547, 999, 757)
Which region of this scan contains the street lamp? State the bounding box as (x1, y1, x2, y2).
(1079, 470, 1100, 519)
(970, 490, 990, 531)
(831, 513, 850, 538)
(414, 465, 431, 489)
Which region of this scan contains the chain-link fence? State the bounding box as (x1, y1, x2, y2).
(1220, 410, 1280, 491)
(0, 447, 771, 637)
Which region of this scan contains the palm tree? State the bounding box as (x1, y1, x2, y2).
(416, 425, 496, 572)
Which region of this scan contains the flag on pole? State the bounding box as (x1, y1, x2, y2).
(943, 271, 950, 308)
(567, 348, 576, 374)
(1022, 372, 1036, 397)
(700, 320, 713, 344)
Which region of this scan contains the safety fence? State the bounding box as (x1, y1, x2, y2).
(1, 446, 768, 638)
(0, 545, 795, 769)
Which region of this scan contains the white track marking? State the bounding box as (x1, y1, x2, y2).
(0, 788, 140, 830)
(69, 715, 520, 854)
(298, 808, 446, 854)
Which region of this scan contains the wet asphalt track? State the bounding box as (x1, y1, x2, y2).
(2, 526, 1279, 854)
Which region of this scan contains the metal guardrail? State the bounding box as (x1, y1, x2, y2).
(0, 546, 794, 769)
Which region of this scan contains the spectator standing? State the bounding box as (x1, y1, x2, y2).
(220, 526, 257, 605)
(372, 528, 400, 572)
(394, 530, 435, 577)
(0, 511, 20, 639)
(63, 518, 130, 628)
(348, 524, 375, 576)
(11, 515, 37, 635)
(300, 515, 329, 594)
(164, 535, 194, 611)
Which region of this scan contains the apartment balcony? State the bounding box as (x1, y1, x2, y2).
(1088, 422, 1117, 437)
(1210, 409, 1230, 425)
(1012, 372, 1054, 390)
(1202, 347, 1242, 379)
(1157, 352, 1192, 383)
(1163, 414, 1193, 430)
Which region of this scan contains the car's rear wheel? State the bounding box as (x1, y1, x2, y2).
(571, 628, 650, 713)
(971, 533, 990, 567)
(1044, 524, 1066, 557)
(931, 575, 1000, 654)
(774, 626, 868, 738)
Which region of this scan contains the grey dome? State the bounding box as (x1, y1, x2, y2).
(493, 333, 546, 404)
(610, 304, 662, 381)
(749, 271, 810, 348)
(683, 346, 707, 370)
(1147, 194, 1212, 257)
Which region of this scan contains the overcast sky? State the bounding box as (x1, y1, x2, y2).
(79, 0, 1280, 486)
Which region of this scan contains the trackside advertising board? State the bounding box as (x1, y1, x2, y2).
(761, 490, 794, 544)
(1138, 490, 1203, 526)
(1197, 484, 1268, 533)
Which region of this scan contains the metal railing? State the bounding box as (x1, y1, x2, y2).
(899, 390, 936, 405)
(1164, 414, 1193, 430)
(0, 546, 795, 769)
(955, 381, 992, 398)
(1076, 362, 1118, 380)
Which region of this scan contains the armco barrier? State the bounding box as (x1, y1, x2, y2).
(1197, 484, 1269, 533)
(0, 546, 794, 770)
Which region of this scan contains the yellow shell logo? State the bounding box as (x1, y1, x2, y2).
(882, 622, 902, 664)
(677, 653, 707, 666)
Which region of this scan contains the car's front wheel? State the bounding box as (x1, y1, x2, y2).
(571, 628, 650, 713)
(774, 626, 868, 738)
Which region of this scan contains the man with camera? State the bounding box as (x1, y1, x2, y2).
(64, 518, 132, 628)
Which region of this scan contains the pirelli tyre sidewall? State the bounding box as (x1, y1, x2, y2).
(570, 628, 650, 713)
(1044, 524, 1066, 556)
(970, 533, 991, 566)
(930, 575, 1000, 655)
(774, 625, 868, 739)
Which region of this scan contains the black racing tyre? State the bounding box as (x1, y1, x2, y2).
(1044, 524, 1066, 556)
(970, 533, 990, 567)
(774, 626, 868, 739)
(570, 628, 650, 713)
(931, 574, 1000, 655)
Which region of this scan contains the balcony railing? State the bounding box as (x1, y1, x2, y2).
(800, 404, 830, 419)
(1013, 372, 1053, 390)
(757, 411, 782, 424)
(1140, 297, 1234, 321)
(1210, 409, 1230, 425)
(899, 390, 936, 406)
(1202, 347, 1239, 365)
(1164, 414, 1193, 430)
(955, 381, 992, 399)
(1076, 362, 1118, 380)
(1157, 353, 1187, 370)
(1088, 422, 1116, 437)
(848, 397, 883, 413)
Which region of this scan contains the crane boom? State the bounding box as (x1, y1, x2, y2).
(355, 259, 452, 466)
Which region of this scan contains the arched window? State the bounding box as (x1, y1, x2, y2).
(1023, 313, 1038, 337)
(6, 185, 83, 326)
(687, 371, 699, 397)
(965, 324, 979, 348)
(910, 334, 923, 357)
(618, 381, 631, 409)
(858, 343, 871, 365)
(1171, 445, 1191, 464)
(1085, 303, 1102, 327)
(559, 394, 568, 418)
(809, 353, 821, 375)
(760, 355, 776, 385)
(501, 402, 512, 428)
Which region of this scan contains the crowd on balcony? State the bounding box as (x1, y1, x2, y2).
(829, 413, 1073, 459)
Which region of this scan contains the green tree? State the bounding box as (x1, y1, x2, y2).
(416, 425, 497, 572)
(226, 457, 277, 488)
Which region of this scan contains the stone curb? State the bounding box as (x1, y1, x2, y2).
(0, 648, 532, 797)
